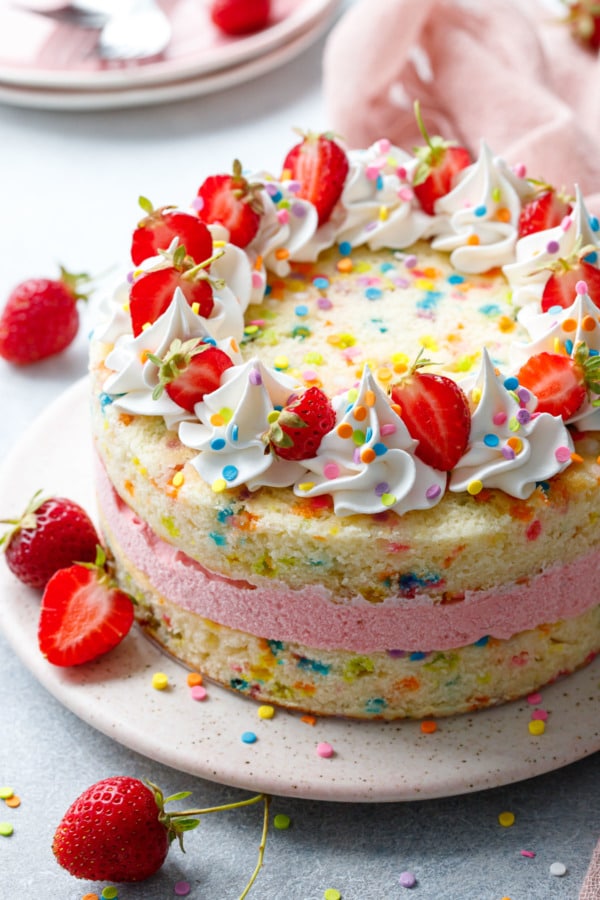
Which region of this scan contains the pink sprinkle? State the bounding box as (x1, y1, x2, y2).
(366, 164, 380, 180)
(561, 215, 573, 231)
(251, 272, 264, 289)
(576, 280, 588, 295)
(531, 708, 548, 721)
(555, 446, 572, 463)
(404, 254, 417, 269)
(324, 462, 340, 480)
(546, 240, 560, 254)
(191, 196, 204, 211)
(397, 166, 408, 180)
(249, 319, 266, 327)
(174, 881, 191, 896)
(277, 209, 290, 225)
(398, 186, 414, 202)
(317, 741, 334, 758)
(520, 850, 536, 858)
(426, 484, 442, 500)
(513, 163, 527, 178)
(527, 692, 543, 704)
(380, 423, 397, 436)
(302, 369, 318, 382)
(191, 685, 207, 701)
(493, 411, 507, 426)
(378, 138, 391, 153)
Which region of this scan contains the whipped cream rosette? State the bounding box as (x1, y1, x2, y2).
(293, 366, 446, 516)
(430, 141, 524, 274)
(504, 186, 600, 310)
(178, 358, 306, 491)
(510, 284, 600, 430)
(450, 349, 574, 498)
(103, 289, 240, 428)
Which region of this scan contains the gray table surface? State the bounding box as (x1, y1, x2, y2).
(0, 2, 598, 897)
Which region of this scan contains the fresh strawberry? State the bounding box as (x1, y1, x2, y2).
(0, 268, 92, 365)
(131, 197, 214, 266)
(129, 246, 218, 337)
(517, 185, 572, 238)
(38, 546, 134, 666)
(541, 258, 600, 311)
(196, 159, 263, 248)
(390, 356, 471, 471)
(268, 387, 336, 460)
(516, 345, 600, 419)
(564, 0, 600, 49)
(411, 101, 471, 215)
(53, 776, 269, 887)
(0, 492, 99, 590)
(148, 338, 234, 411)
(210, 0, 271, 35)
(281, 131, 349, 226)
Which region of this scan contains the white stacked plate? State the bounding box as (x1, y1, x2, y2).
(0, 0, 342, 109)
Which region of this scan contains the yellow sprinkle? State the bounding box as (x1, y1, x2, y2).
(172, 471, 184, 488)
(219, 407, 233, 423)
(258, 705, 275, 719)
(298, 481, 315, 492)
(498, 315, 516, 333)
(267, 410, 280, 423)
(141, 321, 152, 331)
(420, 335, 439, 351)
(244, 324, 259, 335)
(376, 367, 393, 382)
(379, 205, 389, 221)
(528, 719, 545, 735)
(471, 387, 482, 405)
(274, 355, 289, 370)
(415, 278, 435, 291)
(212, 478, 227, 493)
(192, 302, 200, 314)
(212, 239, 226, 248)
(305, 351, 324, 365)
(467, 480, 483, 495)
(498, 811, 515, 827)
(338, 333, 356, 348)
(152, 672, 169, 691)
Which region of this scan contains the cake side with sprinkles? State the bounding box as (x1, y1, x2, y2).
(89, 129, 600, 718)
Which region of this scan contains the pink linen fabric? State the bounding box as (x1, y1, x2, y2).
(579, 835, 600, 900)
(323, 0, 600, 214)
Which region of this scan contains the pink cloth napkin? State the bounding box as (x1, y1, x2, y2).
(579, 836, 600, 900)
(323, 0, 600, 214)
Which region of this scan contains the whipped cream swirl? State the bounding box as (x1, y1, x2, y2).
(293, 366, 446, 516)
(450, 350, 574, 498)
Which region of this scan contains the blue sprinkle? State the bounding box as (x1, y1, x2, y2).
(216, 507, 233, 524)
(230, 678, 249, 691)
(417, 290, 442, 311)
(297, 656, 331, 675)
(547, 304, 564, 315)
(447, 273, 465, 284)
(222, 465, 238, 482)
(373, 442, 387, 456)
(365, 697, 387, 714)
(409, 651, 427, 661)
(365, 426, 373, 443)
(270, 190, 282, 203)
(503, 376, 519, 391)
(365, 287, 383, 300)
(376, 174, 384, 190)
(202, 336, 217, 346)
(232, 424, 239, 442)
(474, 205, 487, 217)
(584, 251, 598, 264)
(210, 438, 226, 451)
(99, 393, 114, 410)
(265, 284, 272, 296)
(479, 303, 502, 317)
(209, 531, 226, 546)
(313, 276, 330, 290)
(338, 240, 352, 256)
(473, 636, 489, 647)
(590, 348, 599, 357)
(268, 640, 284, 655)
(380, 262, 396, 273)
(565, 339, 574, 355)
(241, 731, 257, 744)
(483, 433, 499, 447)
(589, 216, 599, 232)
(295, 304, 309, 317)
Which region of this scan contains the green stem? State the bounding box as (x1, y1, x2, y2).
(169, 792, 267, 819)
(238, 794, 270, 900)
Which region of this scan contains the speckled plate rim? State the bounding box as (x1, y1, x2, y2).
(1, 377, 598, 802)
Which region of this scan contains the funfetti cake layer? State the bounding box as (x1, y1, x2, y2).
(90, 135, 600, 719)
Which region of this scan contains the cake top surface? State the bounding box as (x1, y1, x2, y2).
(92, 128, 600, 518)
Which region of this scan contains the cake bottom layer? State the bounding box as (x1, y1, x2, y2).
(100, 511, 600, 720)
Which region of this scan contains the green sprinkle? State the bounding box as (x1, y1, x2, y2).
(0, 787, 14, 800)
(102, 887, 119, 900)
(273, 813, 291, 830)
(0, 822, 13, 837)
(324, 890, 342, 900)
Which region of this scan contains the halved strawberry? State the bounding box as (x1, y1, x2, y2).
(516, 345, 600, 419)
(390, 357, 471, 471)
(281, 131, 349, 226)
(541, 258, 600, 311)
(518, 185, 572, 238)
(131, 198, 213, 266)
(38, 547, 134, 667)
(196, 159, 263, 248)
(148, 338, 234, 411)
(411, 101, 471, 215)
(129, 246, 218, 337)
(268, 386, 336, 460)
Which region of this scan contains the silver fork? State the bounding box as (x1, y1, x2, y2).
(97, 0, 172, 60)
(15, 0, 116, 29)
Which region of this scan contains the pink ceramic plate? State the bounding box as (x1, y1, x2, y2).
(0, 0, 341, 89)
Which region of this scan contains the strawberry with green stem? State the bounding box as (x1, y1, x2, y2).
(196, 159, 264, 248)
(389, 350, 471, 471)
(1, 491, 99, 589)
(148, 337, 234, 411)
(518, 181, 572, 238)
(0, 267, 94, 365)
(563, 0, 600, 49)
(131, 197, 214, 266)
(129, 244, 224, 337)
(38, 545, 135, 666)
(282, 131, 349, 226)
(412, 101, 472, 215)
(516, 341, 600, 420)
(53, 775, 270, 896)
(267, 386, 336, 460)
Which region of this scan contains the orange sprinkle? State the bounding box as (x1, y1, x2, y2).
(561, 318, 577, 333)
(422, 266, 442, 279)
(582, 315, 597, 332)
(187, 672, 203, 687)
(4, 795, 20, 808)
(507, 436, 523, 453)
(361, 447, 376, 464)
(254, 254, 263, 270)
(301, 714, 317, 726)
(124, 479, 135, 497)
(495, 207, 511, 223)
(119, 413, 134, 426)
(210, 413, 225, 426)
(139, 349, 151, 364)
(571, 452, 584, 463)
(393, 361, 409, 374)
(230, 338, 239, 353)
(275, 247, 290, 260)
(395, 676, 420, 692)
(352, 405, 367, 422)
(391, 402, 402, 415)
(467, 234, 480, 246)
(364, 390, 376, 407)
(82, 894, 100, 900)
(498, 315, 516, 333)
(420, 720, 438, 734)
(337, 258, 353, 273)
(337, 422, 353, 439)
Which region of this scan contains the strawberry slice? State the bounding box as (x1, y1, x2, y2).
(131, 198, 213, 266)
(38, 547, 134, 667)
(541, 258, 600, 311)
(196, 159, 263, 248)
(268, 386, 336, 460)
(518, 186, 572, 238)
(281, 132, 349, 226)
(411, 102, 471, 216)
(515, 346, 600, 419)
(210, 0, 271, 35)
(390, 357, 471, 471)
(148, 338, 234, 411)
(129, 253, 216, 338)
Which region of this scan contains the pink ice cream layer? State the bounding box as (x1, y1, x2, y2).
(96, 458, 599, 653)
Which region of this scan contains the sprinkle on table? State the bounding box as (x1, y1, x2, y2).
(323, 890, 341, 900)
(399, 870, 417, 888)
(498, 811, 515, 827)
(258, 704, 275, 719)
(174, 881, 191, 896)
(0, 822, 14, 837)
(528, 719, 546, 736)
(241, 731, 257, 744)
(550, 861, 567, 877)
(273, 813, 291, 830)
(316, 741, 335, 758)
(152, 672, 169, 691)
